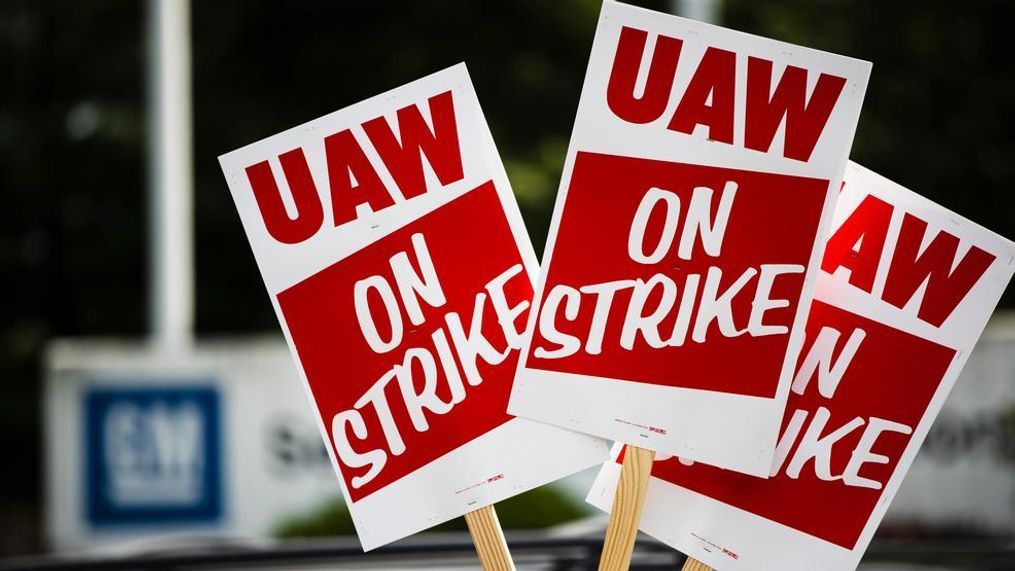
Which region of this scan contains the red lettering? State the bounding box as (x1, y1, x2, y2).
(668, 47, 736, 143)
(245, 150, 324, 245)
(744, 57, 846, 162)
(606, 26, 684, 124)
(883, 214, 996, 327)
(605, 27, 847, 162)
(363, 90, 465, 199)
(245, 91, 466, 244)
(325, 129, 394, 227)
(821, 195, 893, 293)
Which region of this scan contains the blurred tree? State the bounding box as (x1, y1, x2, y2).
(0, 0, 145, 553)
(724, 0, 1015, 309)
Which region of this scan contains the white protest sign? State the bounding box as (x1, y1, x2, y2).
(219, 64, 608, 550)
(588, 162, 1015, 570)
(509, 1, 871, 475)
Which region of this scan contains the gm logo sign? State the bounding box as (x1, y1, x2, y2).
(85, 385, 222, 526)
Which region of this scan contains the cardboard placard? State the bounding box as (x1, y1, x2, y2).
(509, 1, 872, 475)
(588, 162, 1015, 570)
(219, 64, 608, 550)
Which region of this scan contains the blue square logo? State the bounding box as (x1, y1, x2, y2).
(84, 385, 222, 526)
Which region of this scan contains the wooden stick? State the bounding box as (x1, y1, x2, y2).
(681, 557, 714, 571)
(464, 504, 515, 570)
(598, 445, 656, 570)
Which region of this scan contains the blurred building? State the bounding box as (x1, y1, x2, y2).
(43, 337, 337, 549)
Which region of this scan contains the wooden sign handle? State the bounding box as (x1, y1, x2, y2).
(598, 445, 656, 570)
(464, 504, 516, 570)
(681, 557, 714, 571)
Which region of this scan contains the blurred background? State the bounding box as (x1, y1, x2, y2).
(1, 0, 1014, 568)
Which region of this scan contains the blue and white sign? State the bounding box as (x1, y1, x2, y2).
(84, 385, 222, 526)
(46, 341, 360, 549)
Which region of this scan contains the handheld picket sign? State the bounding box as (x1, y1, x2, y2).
(218, 64, 609, 556)
(511, 0, 871, 475)
(504, 2, 870, 568)
(588, 162, 1015, 571)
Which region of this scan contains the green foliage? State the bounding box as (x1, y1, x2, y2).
(275, 485, 591, 538)
(487, 484, 591, 529)
(274, 496, 357, 538)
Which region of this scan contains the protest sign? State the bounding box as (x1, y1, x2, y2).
(588, 162, 1015, 571)
(219, 64, 608, 551)
(510, 1, 872, 478)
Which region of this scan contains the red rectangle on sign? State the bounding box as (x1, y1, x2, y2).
(277, 182, 532, 502)
(526, 152, 828, 398)
(650, 301, 955, 548)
